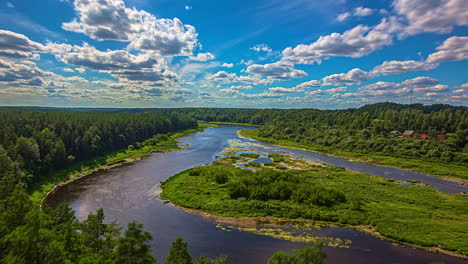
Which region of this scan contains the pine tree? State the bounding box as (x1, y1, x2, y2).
(165, 237, 192, 264)
(110, 221, 156, 264)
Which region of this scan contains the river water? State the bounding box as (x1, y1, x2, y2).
(44, 125, 468, 264)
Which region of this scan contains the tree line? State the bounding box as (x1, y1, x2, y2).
(0, 109, 197, 187)
(149, 102, 468, 163)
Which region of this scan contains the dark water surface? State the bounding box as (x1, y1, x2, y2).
(45, 125, 468, 264)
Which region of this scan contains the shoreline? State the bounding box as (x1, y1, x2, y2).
(166, 200, 468, 260)
(40, 125, 213, 207)
(238, 130, 468, 185)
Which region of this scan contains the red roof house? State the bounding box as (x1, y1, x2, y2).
(436, 134, 448, 140)
(418, 134, 430, 139)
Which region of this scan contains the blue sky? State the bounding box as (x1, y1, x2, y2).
(0, 0, 466, 108)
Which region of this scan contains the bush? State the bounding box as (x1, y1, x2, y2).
(214, 173, 228, 184)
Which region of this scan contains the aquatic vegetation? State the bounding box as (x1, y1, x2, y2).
(215, 224, 351, 248)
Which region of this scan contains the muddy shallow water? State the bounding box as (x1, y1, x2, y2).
(44, 125, 468, 264)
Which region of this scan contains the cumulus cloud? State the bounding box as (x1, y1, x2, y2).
(0, 30, 44, 58)
(220, 89, 282, 99)
(295, 80, 321, 89)
(358, 81, 399, 91)
(0, 59, 47, 83)
(48, 42, 177, 83)
(268, 87, 302, 93)
(208, 69, 271, 84)
(207, 71, 237, 83)
(63, 0, 198, 56)
(250, 44, 272, 53)
(322, 68, 370, 86)
(245, 61, 307, 81)
(336, 12, 351, 22)
(371, 60, 438, 75)
(188, 52, 216, 62)
(413, 84, 449, 94)
(63, 68, 75, 73)
(337, 7, 374, 22)
(401, 76, 439, 87)
(354, 7, 374, 16)
(281, 24, 393, 64)
(228, 85, 253, 90)
(222, 63, 234, 68)
(426, 36, 468, 63)
(393, 0, 468, 37)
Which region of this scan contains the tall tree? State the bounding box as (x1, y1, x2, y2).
(166, 237, 192, 264)
(110, 221, 156, 264)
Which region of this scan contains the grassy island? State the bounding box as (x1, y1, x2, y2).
(161, 154, 468, 256)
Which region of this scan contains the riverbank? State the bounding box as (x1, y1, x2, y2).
(160, 159, 468, 257)
(239, 129, 468, 182)
(32, 124, 215, 204)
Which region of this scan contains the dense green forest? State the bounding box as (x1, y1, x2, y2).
(0, 109, 197, 187)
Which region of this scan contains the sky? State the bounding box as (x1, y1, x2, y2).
(0, 0, 467, 109)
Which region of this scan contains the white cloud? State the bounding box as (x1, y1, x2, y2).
(76, 67, 86, 73)
(394, 0, 468, 37)
(228, 85, 253, 90)
(413, 84, 449, 94)
(354, 7, 374, 16)
(0, 30, 44, 58)
(268, 87, 302, 93)
(426, 36, 468, 63)
(322, 68, 370, 86)
(188, 52, 216, 62)
(336, 12, 351, 22)
(371, 60, 438, 75)
(48, 42, 177, 83)
(337, 7, 374, 22)
(401, 76, 439, 87)
(207, 71, 270, 85)
(63, 0, 198, 56)
(222, 63, 234, 68)
(63, 68, 75, 73)
(281, 23, 393, 64)
(295, 80, 321, 89)
(250, 44, 272, 53)
(185, 5, 192, 10)
(245, 61, 307, 81)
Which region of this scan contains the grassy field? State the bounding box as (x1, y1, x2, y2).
(29, 124, 214, 203)
(161, 160, 468, 255)
(239, 129, 468, 181)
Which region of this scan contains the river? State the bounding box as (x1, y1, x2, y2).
(44, 125, 468, 264)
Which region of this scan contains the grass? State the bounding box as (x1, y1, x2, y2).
(161, 161, 468, 255)
(29, 124, 214, 203)
(239, 129, 468, 180)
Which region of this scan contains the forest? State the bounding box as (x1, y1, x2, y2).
(0, 109, 197, 188)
